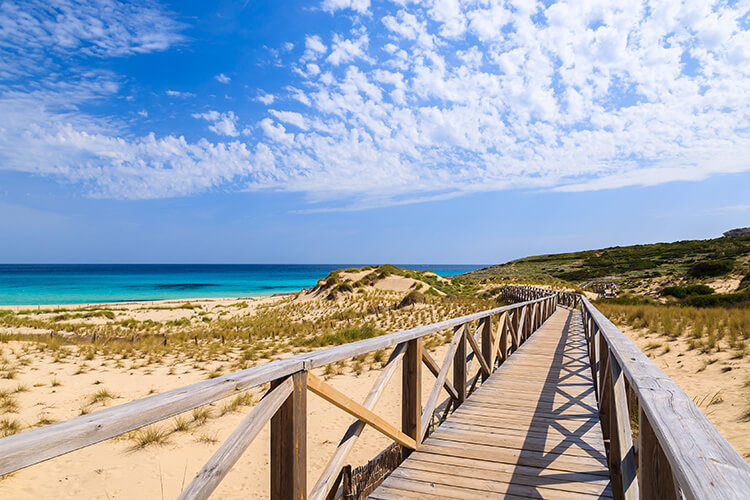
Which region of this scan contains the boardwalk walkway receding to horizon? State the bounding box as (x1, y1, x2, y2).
(371, 308, 612, 499)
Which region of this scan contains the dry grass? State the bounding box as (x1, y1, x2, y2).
(191, 407, 211, 426)
(88, 388, 115, 406)
(130, 425, 170, 448)
(0, 417, 21, 436)
(598, 303, 749, 354)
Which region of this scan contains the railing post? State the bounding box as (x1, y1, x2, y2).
(639, 406, 679, 500)
(590, 325, 599, 401)
(453, 325, 467, 405)
(480, 317, 493, 381)
(499, 312, 508, 364)
(402, 338, 422, 454)
(598, 332, 609, 405)
(610, 357, 638, 500)
(524, 305, 531, 340)
(271, 371, 307, 500)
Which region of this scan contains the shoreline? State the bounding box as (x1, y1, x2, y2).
(0, 292, 302, 311)
(0, 264, 482, 308)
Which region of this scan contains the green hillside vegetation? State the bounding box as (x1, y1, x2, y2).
(462, 233, 750, 301)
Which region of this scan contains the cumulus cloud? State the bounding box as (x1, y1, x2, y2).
(256, 92, 275, 105)
(302, 35, 328, 61)
(193, 110, 240, 137)
(1, 0, 749, 208)
(215, 73, 231, 84)
(326, 32, 370, 65)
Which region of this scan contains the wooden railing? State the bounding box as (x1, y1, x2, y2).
(579, 297, 750, 500)
(0, 293, 558, 499)
(502, 285, 579, 307)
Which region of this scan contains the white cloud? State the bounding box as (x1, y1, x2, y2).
(303, 35, 327, 61)
(215, 73, 231, 84)
(326, 33, 369, 65)
(166, 89, 196, 98)
(306, 63, 321, 76)
(256, 92, 275, 105)
(428, 0, 466, 39)
(0, 0, 185, 61)
(138, 110, 148, 117)
(193, 110, 240, 137)
(269, 110, 309, 130)
(321, 0, 370, 14)
(259, 118, 295, 145)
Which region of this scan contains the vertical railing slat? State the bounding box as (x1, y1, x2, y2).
(453, 325, 467, 406)
(402, 337, 422, 454)
(271, 371, 307, 500)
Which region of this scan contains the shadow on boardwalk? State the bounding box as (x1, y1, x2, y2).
(506, 309, 611, 498)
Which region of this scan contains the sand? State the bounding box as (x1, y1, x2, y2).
(0, 296, 285, 329)
(0, 336, 456, 499)
(621, 326, 750, 462)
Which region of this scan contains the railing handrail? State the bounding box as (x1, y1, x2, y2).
(580, 296, 750, 499)
(0, 294, 553, 477)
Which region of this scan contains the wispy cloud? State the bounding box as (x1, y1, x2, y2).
(713, 204, 750, 213)
(215, 73, 231, 84)
(166, 89, 196, 98)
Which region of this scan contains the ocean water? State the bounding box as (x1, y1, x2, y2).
(0, 264, 482, 306)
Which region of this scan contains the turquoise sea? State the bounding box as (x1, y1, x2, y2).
(0, 264, 482, 305)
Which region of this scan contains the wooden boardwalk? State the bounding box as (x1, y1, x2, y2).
(371, 308, 613, 499)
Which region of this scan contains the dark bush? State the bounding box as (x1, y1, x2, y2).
(398, 290, 426, 308)
(594, 294, 656, 305)
(662, 285, 714, 298)
(306, 324, 384, 347)
(556, 268, 607, 282)
(688, 260, 734, 278)
(682, 292, 750, 307)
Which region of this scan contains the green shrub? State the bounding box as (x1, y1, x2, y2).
(306, 324, 384, 347)
(662, 285, 714, 299)
(682, 292, 750, 308)
(688, 260, 734, 278)
(595, 294, 656, 306)
(398, 291, 426, 308)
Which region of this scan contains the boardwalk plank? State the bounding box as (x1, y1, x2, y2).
(371, 308, 611, 499)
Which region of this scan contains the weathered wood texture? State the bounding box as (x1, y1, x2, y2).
(178, 378, 294, 500)
(308, 343, 406, 500)
(307, 372, 417, 450)
(271, 371, 307, 500)
(402, 338, 422, 454)
(371, 308, 613, 499)
(580, 297, 750, 500)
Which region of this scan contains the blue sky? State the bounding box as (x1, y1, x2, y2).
(0, 0, 748, 264)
